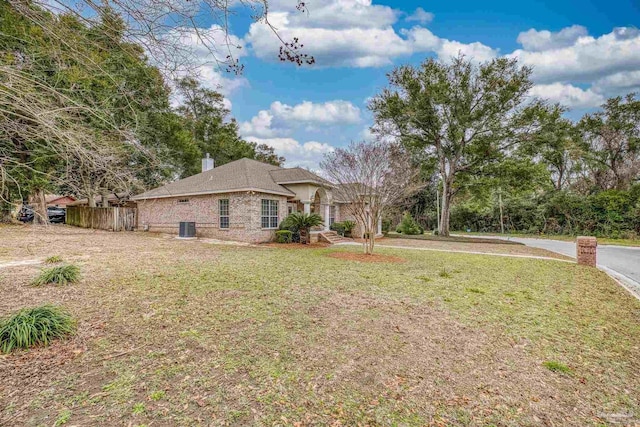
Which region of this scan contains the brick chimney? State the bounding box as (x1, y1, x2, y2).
(202, 153, 214, 172)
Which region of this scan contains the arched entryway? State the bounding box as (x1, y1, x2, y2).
(309, 187, 332, 231)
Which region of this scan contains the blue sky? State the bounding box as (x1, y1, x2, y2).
(186, 0, 640, 168)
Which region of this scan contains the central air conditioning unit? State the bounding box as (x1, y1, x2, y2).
(179, 221, 196, 238)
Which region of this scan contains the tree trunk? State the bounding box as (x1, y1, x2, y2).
(0, 202, 13, 223)
(101, 192, 109, 207)
(439, 177, 452, 237)
(88, 194, 97, 208)
(33, 189, 48, 225)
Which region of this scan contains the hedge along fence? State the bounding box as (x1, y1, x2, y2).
(66, 206, 137, 231)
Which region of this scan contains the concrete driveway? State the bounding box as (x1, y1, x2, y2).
(477, 236, 640, 297)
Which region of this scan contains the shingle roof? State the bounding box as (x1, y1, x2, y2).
(132, 158, 332, 200)
(67, 192, 130, 206)
(269, 167, 334, 187)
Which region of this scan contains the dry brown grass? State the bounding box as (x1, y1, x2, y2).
(0, 224, 638, 426)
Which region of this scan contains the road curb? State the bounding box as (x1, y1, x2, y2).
(598, 265, 640, 301)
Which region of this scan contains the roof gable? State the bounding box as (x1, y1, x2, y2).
(269, 167, 333, 187)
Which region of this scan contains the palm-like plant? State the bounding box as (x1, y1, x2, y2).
(282, 212, 324, 244)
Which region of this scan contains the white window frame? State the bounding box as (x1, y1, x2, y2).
(261, 199, 279, 229)
(219, 199, 229, 229)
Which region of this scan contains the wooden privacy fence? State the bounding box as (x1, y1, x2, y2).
(66, 206, 137, 231)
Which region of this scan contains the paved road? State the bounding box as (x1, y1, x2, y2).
(480, 236, 640, 296)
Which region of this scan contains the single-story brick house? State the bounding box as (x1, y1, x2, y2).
(132, 157, 382, 243)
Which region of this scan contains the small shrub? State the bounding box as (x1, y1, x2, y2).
(543, 361, 571, 374)
(54, 409, 71, 426)
(382, 218, 392, 233)
(275, 230, 293, 243)
(395, 225, 402, 233)
(438, 268, 452, 278)
(150, 390, 165, 401)
(32, 264, 80, 286)
(330, 221, 346, 236)
(398, 212, 422, 235)
(0, 305, 76, 353)
(45, 255, 63, 264)
(132, 403, 145, 415)
(278, 220, 300, 243)
(342, 220, 356, 237)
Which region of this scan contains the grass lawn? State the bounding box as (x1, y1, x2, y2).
(1, 225, 639, 426)
(454, 231, 640, 247)
(380, 233, 571, 260)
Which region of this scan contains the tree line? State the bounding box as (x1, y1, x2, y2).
(370, 55, 640, 238)
(0, 1, 283, 222)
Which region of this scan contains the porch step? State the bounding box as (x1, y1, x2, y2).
(319, 231, 352, 244)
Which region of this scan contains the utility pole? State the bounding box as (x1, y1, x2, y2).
(498, 187, 504, 234)
(436, 181, 440, 233)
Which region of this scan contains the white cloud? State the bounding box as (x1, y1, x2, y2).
(517, 25, 588, 52)
(286, 0, 398, 29)
(405, 27, 498, 62)
(406, 7, 434, 24)
(244, 136, 335, 169)
(239, 110, 276, 137)
(247, 14, 413, 67)
(509, 27, 640, 84)
(529, 83, 605, 109)
(270, 100, 361, 124)
(240, 99, 361, 137)
(593, 70, 640, 93)
(245, 2, 497, 67)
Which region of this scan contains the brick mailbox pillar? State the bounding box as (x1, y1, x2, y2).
(576, 236, 597, 266)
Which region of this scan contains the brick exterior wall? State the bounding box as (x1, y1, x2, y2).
(335, 203, 364, 238)
(136, 192, 288, 243)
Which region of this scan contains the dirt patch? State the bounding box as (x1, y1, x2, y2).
(326, 251, 406, 263)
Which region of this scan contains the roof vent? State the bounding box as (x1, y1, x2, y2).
(202, 153, 214, 172)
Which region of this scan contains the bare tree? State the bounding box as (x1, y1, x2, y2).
(321, 141, 421, 255)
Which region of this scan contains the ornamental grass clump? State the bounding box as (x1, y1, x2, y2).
(0, 305, 76, 353)
(44, 255, 63, 264)
(32, 264, 80, 286)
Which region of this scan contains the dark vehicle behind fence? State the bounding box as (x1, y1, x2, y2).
(18, 205, 66, 223)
